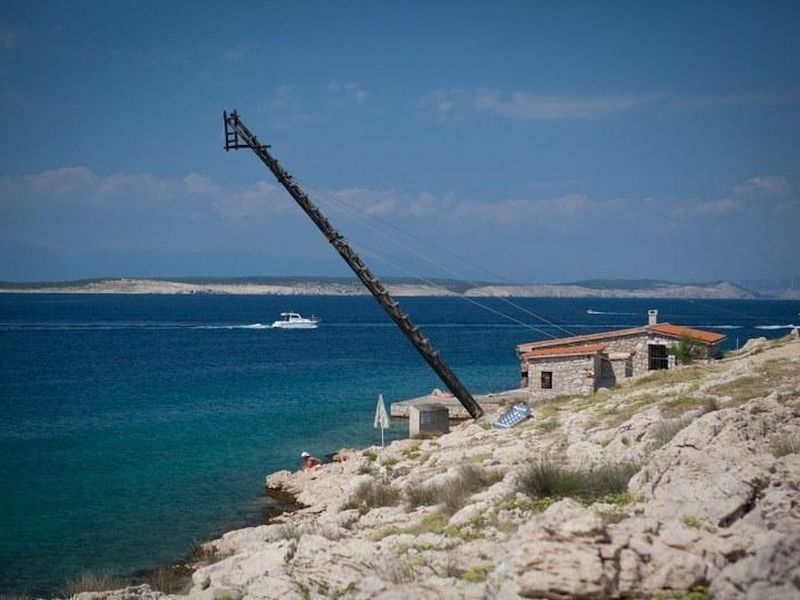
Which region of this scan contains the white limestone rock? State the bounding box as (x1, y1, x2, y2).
(631, 397, 794, 525)
(711, 530, 800, 599)
(73, 585, 165, 600)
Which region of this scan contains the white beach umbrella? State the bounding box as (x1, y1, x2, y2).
(374, 393, 390, 447)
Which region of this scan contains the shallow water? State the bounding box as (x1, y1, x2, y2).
(1, 294, 798, 593)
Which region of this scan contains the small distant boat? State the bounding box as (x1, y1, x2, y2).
(271, 312, 320, 329)
(586, 309, 603, 315)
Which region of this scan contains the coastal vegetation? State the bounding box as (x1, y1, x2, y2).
(67, 572, 123, 595)
(66, 564, 193, 596)
(61, 332, 800, 598)
(405, 464, 503, 513)
(342, 480, 402, 513)
(515, 461, 638, 506)
(667, 335, 702, 365)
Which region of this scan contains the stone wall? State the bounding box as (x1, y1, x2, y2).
(522, 332, 723, 395)
(523, 331, 720, 379)
(608, 356, 633, 382)
(557, 333, 688, 377)
(527, 354, 598, 400)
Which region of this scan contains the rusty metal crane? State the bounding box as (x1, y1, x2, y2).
(223, 110, 483, 419)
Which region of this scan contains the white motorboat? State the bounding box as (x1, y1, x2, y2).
(271, 312, 320, 329)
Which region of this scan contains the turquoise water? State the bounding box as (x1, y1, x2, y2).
(1, 294, 798, 594)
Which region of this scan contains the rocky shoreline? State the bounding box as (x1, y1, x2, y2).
(76, 333, 799, 599)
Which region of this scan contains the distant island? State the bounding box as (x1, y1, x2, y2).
(0, 276, 783, 299)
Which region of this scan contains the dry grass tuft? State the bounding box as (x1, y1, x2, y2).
(406, 464, 503, 513)
(651, 416, 694, 448)
(66, 571, 125, 595)
(516, 461, 638, 503)
(141, 565, 192, 594)
(771, 434, 800, 457)
(661, 395, 705, 418)
(343, 480, 401, 513)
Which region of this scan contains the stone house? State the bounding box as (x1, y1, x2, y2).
(517, 310, 726, 399)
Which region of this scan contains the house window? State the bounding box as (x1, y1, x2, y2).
(648, 344, 669, 370)
(541, 371, 553, 389)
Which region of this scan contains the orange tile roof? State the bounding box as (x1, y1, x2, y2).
(517, 322, 727, 355)
(517, 326, 647, 352)
(650, 323, 726, 344)
(522, 343, 607, 360)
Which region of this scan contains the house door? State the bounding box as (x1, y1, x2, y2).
(648, 344, 669, 370)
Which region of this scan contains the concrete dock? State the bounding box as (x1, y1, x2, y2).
(390, 388, 531, 420)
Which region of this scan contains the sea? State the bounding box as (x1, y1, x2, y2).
(1, 294, 798, 594)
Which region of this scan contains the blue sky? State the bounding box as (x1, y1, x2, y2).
(0, 1, 798, 283)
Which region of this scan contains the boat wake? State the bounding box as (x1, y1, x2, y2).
(194, 323, 272, 330)
(586, 309, 639, 315)
(0, 322, 275, 331)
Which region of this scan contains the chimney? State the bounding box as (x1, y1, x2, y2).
(648, 309, 658, 326)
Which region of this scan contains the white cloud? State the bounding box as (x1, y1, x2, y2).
(0, 166, 291, 220)
(419, 88, 797, 122)
(675, 91, 797, 108)
(21, 167, 97, 197)
(420, 88, 656, 120)
(265, 84, 297, 111)
(692, 198, 740, 215)
(213, 181, 292, 219)
(327, 82, 369, 106)
(732, 175, 790, 197)
(260, 82, 370, 129)
(183, 173, 220, 196)
(673, 175, 793, 217)
(314, 185, 625, 226)
(262, 85, 324, 129)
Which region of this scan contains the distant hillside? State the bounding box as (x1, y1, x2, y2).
(566, 279, 735, 291)
(737, 277, 800, 299)
(465, 280, 758, 299)
(0, 277, 762, 298)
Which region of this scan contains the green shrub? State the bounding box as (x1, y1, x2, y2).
(515, 461, 638, 502)
(684, 584, 711, 600)
(405, 483, 439, 508)
(701, 397, 721, 413)
(460, 565, 492, 583)
(682, 515, 703, 529)
(681, 515, 717, 534)
(668, 336, 702, 365)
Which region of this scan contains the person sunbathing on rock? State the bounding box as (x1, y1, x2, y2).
(300, 451, 322, 471)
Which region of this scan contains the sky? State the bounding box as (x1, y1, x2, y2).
(0, 1, 798, 283)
